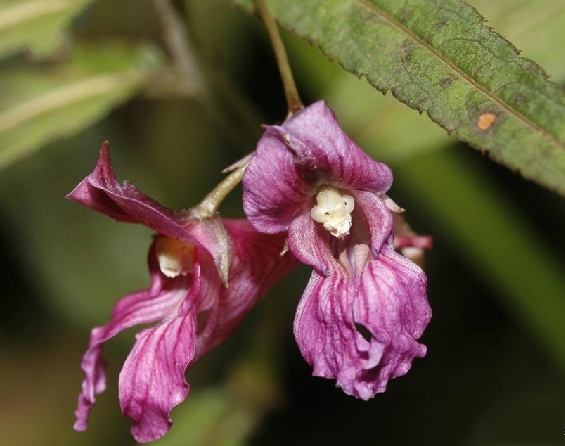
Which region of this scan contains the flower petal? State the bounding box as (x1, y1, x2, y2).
(67, 142, 184, 231)
(73, 252, 190, 432)
(243, 101, 392, 234)
(67, 142, 233, 283)
(120, 314, 196, 443)
(195, 219, 299, 357)
(287, 211, 337, 275)
(293, 248, 431, 400)
(243, 128, 309, 233)
(353, 190, 394, 257)
(182, 217, 233, 287)
(281, 101, 392, 193)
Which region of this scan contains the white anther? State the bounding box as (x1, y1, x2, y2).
(311, 186, 355, 238)
(155, 237, 195, 278)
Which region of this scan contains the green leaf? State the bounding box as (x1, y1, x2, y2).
(0, 42, 162, 169)
(467, 0, 565, 82)
(0, 0, 94, 58)
(230, 0, 565, 196)
(285, 0, 565, 164)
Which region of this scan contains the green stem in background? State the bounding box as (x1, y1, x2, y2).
(153, 0, 262, 154)
(152, 0, 205, 92)
(253, 0, 303, 117)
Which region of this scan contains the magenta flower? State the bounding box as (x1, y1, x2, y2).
(243, 101, 431, 399)
(68, 143, 297, 442)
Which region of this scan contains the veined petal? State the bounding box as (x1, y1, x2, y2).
(67, 142, 233, 283)
(67, 142, 187, 235)
(287, 211, 337, 275)
(243, 101, 392, 234)
(293, 248, 430, 400)
(281, 101, 393, 193)
(120, 314, 196, 443)
(73, 265, 190, 433)
(352, 190, 394, 257)
(293, 270, 352, 378)
(195, 219, 299, 357)
(243, 127, 309, 234)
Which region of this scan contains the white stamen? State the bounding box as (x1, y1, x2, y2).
(155, 237, 195, 278)
(311, 186, 355, 238)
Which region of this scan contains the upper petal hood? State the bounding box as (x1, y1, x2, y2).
(243, 101, 392, 234)
(66, 142, 232, 283)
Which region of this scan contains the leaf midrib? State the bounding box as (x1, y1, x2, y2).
(343, 0, 565, 152)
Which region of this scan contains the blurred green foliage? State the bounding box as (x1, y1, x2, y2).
(0, 0, 94, 58)
(0, 0, 564, 445)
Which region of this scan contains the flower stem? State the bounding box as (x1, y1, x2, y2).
(253, 0, 303, 117)
(193, 161, 249, 218)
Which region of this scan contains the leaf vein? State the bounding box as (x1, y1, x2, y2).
(351, 0, 565, 151)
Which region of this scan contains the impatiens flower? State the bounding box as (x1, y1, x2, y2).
(243, 101, 431, 399)
(68, 143, 297, 442)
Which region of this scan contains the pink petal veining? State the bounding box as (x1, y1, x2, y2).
(70, 145, 298, 442)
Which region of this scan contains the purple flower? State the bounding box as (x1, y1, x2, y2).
(68, 143, 297, 442)
(243, 101, 431, 399)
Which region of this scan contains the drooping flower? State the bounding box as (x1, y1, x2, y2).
(68, 143, 297, 442)
(243, 101, 431, 399)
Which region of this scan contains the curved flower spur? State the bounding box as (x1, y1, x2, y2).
(68, 143, 297, 442)
(243, 101, 432, 399)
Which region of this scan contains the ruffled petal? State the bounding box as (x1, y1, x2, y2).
(119, 314, 196, 443)
(243, 101, 392, 234)
(73, 267, 190, 432)
(67, 142, 233, 283)
(293, 270, 352, 378)
(293, 247, 431, 400)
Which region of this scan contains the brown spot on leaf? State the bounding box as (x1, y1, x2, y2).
(400, 8, 410, 23)
(477, 113, 497, 131)
(401, 41, 414, 63)
(436, 19, 448, 30)
(440, 77, 454, 88)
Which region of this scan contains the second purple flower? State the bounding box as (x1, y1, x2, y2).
(243, 101, 432, 399)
